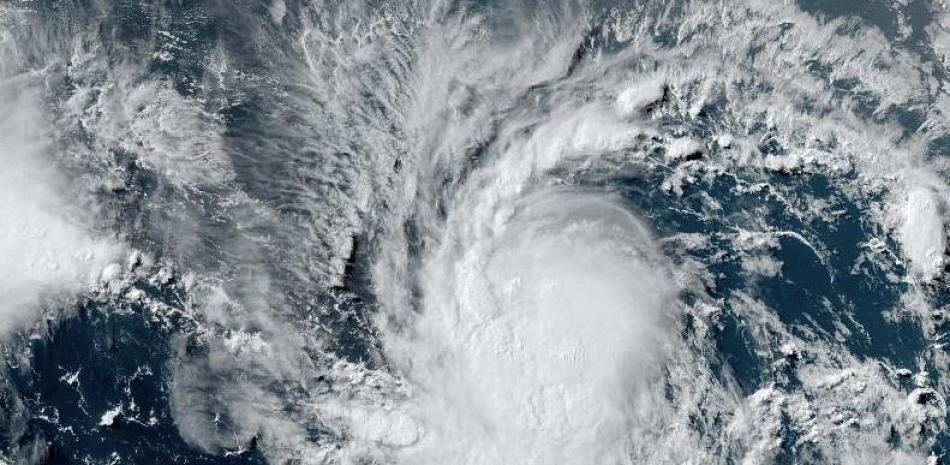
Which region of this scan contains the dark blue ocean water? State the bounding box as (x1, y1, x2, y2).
(3, 0, 950, 463)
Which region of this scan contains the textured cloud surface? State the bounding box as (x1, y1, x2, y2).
(6, 0, 950, 464)
(0, 56, 121, 335)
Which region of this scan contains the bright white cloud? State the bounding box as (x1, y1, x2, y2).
(0, 73, 123, 335)
(389, 192, 673, 465)
(899, 186, 947, 281)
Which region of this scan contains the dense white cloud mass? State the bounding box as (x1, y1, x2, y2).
(0, 68, 122, 335)
(390, 191, 673, 464)
(900, 186, 948, 281)
(157, 1, 950, 462)
(8, 0, 950, 464)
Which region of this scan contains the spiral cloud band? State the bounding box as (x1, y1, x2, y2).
(4, 1, 950, 465)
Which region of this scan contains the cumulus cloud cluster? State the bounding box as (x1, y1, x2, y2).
(0, 54, 122, 335)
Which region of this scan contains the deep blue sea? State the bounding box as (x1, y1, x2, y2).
(3, 0, 950, 464)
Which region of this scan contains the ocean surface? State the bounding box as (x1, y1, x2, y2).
(2, 0, 950, 464)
